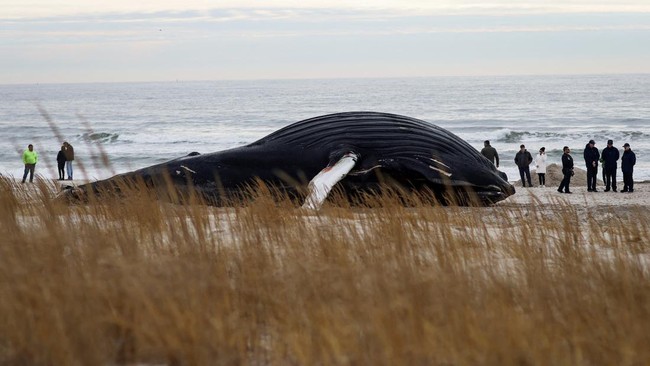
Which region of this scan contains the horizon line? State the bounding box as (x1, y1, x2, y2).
(2, 71, 649, 87)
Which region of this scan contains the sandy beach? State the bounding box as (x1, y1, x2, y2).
(504, 163, 650, 211)
(504, 182, 650, 207)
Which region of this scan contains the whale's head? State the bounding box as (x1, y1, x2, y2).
(441, 155, 515, 205)
(465, 168, 515, 204)
(398, 145, 514, 205)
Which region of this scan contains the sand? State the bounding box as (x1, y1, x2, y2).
(503, 182, 649, 206)
(507, 164, 649, 208)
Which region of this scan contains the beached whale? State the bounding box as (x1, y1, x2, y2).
(60, 112, 515, 208)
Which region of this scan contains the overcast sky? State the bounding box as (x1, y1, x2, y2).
(2, 0, 649, 83)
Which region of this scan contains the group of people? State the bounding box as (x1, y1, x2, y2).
(481, 140, 637, 194)
(569, 139, 637, 194)
(21, 142, 75, 183)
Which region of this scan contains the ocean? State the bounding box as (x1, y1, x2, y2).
(1, 74, 649, 183)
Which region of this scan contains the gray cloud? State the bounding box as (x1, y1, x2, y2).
(3, 8, 650, 44)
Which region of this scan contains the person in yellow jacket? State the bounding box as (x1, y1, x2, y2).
(21, 144, 38, 183)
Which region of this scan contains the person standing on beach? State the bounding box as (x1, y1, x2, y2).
(481, 140, 499, 168)
(63, 141, 75, 180)
(514, 144, 533, 187)
(557, 146, 573, 194)
(21, 144, 38, 183)
(56, 144, 66, 180)
(601, 139, 620, 192)
(621, 143, 636, 193)
(535, 147, 547, 187)
(583, 139, 600, 192)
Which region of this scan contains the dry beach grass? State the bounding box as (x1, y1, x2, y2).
(1, 175, 650, 365)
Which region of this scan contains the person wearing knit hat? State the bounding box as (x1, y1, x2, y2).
(621, 143, 636, 193)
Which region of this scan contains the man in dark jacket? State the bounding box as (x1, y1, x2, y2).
(621, 143, 636, 193)
(583, 139, 600, 192)
(481, 140, 499, 168)
(601, 139, 620, 192)
(557, 146, 574, 194)
(514, 144, 533, 187)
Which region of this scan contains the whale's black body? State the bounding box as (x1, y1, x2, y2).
(61, 112, 515, 206)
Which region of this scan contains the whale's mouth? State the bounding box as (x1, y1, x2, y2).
(474, 184, 516, 203)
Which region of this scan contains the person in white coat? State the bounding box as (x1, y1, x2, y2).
(535, 147, 547, 187)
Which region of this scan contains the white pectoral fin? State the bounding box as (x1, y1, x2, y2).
(302, 152, 358, 210)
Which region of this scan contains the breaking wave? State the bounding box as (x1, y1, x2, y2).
(79, 132, 119, 143)
(498, 130, 648, 144)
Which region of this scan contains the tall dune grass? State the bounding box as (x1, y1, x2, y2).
(1, 175, 649, 365)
